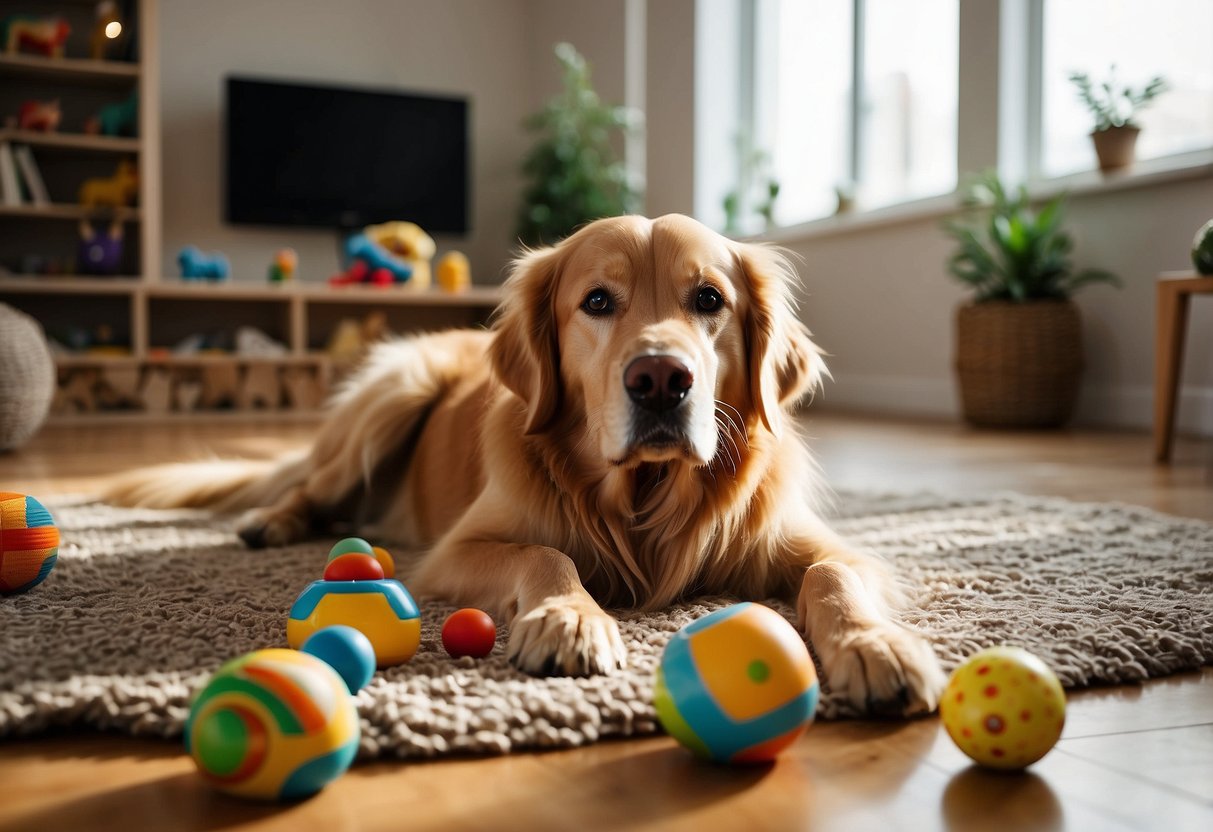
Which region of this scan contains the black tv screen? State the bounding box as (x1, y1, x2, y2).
(225, 77, 469, 233)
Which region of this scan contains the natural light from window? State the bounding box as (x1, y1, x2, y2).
(1041, 0, 1213, 177)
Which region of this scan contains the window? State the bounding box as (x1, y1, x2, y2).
(1039, 0, 1213, 178)
(698, 0, 959, 233)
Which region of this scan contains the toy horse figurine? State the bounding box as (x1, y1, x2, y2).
(2, 15, 70, 57)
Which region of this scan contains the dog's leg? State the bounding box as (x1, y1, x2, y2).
(788, 522, 945, 717)
(412, 540, 627, 676)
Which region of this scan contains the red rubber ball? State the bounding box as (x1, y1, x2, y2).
(323, 552, 385, 582)
(442, 608, 497, 659)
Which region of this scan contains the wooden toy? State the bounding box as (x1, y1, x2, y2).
(79, 160, 138, 210)
(90, 1, 123, 60)
(436, 251, 471, 293)
(85, 92, 137, 137)
(281, 366, 326, 410)
(139, 367, 173, 413)
(77, 219, 124, 275)
(178, 245, 230, 280)
(0, 492, 59, 595)
(654, 603, 819, 763)
(199, 364, 240, 409)
(238, 364, 281, 410)
(267, 248, 297, 282)
(441, 609, 496, 659)
(185, 626, 373, 801)
(2, 15, 70, 57)
(18, 99, 60, 132)
(288, 538, 421, 667)
(940, 646, 1066, 770)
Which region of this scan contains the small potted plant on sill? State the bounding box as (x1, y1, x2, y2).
(943, 172, 1120, 428)
(1068, 67, 1168, 173)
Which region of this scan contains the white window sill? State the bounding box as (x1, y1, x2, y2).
(749, 149, 1213, 247)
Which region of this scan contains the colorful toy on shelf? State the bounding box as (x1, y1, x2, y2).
(940, 646, 1066, 770)
(17, 99, 60, 132)
(79, 160, 138, 210)
(267, 248, 297, 283)
(441, 609, 496, 659)
(329, 221, 434, 289)
(654, 603, 819, 764)
(178, 245, 230, 281)
(436, 251, 471, 294)
(77, 219, 124, 275)
(0, 492, 59, 595)
(287, 538, 421, 668)
(1, 15, 70, 57)
(185, 626, 372, 801)
(85, 92, 137, 137)
(90, 1, 123, 60)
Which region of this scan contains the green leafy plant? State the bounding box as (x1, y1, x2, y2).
(722, 132, 780, 235)
(943, 172, 1120, 303)
(1068, 67, 1168, 132)
(517, 43, 641, 246)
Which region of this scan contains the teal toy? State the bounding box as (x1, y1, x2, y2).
(185, 625, 372, 801)
(86, 91, 138, 137)
(654, 603, 819, 764)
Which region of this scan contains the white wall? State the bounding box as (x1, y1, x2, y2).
(158, 0, 532, 285)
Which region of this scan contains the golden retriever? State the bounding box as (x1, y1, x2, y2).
(107, 214, 944, 716)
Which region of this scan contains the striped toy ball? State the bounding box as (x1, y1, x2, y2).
(0, 492, 59, 595)
(654, 603, 819, 763)
(185, 648, 360, 800)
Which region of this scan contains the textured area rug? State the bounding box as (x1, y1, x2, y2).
(1, 492, 1211, 759)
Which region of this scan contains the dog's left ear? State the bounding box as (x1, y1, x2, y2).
(489, 245, 563, 435)
(735, 243, 828, 435)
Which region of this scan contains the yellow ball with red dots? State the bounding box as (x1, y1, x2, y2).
(940, 646, 1066, 769)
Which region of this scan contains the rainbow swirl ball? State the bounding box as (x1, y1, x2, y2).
(0, 492, 59, 595)
(654, 603, 819, 764)
(940, 646, 1066, 770)
(185, 644, 361, 800)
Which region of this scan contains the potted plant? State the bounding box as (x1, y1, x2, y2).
(943, 172, 1120, 428)
(517, 43, 641, 246)
(1068, 68, 1168, 172)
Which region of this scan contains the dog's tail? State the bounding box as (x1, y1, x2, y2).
(102, 451, 309, 512)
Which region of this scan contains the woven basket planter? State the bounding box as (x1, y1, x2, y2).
(955, 300, 1083, 428)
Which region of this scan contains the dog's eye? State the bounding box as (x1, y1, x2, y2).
(581, 289, 614, 316)
(695, 286, 724, 313)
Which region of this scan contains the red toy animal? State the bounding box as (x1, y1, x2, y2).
(18, 99, 61, 132)
(2, 15, 70, 58)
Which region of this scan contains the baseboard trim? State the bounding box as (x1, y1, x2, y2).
(816, 373, 1213, 436)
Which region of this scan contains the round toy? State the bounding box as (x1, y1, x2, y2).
(940, 646, 1066, 770)
(371, 546, 395, 578)
(327, 537, 376, 561)
(185, 626, 369, 800)
(654, 603, 818, 764)
(323, 553, 384, 582)
(0, 305, 55, 453)
(442, 608, 496, 658)
(300, 625, 376, 693)
(0, 492, 60, 595)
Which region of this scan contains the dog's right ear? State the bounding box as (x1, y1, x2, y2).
(489, 245, 563, 435)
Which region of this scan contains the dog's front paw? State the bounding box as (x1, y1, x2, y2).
(818, 622, 945, 717)
(236, 506, 308, 548)
(507, 599, 627, 677)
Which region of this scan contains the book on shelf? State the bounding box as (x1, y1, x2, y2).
(13, 145, 49, 206)
(0, 142, 19, 207)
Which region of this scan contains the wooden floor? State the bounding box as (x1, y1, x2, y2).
(1, 413, 1210, 832)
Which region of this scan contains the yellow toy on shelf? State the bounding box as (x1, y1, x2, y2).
(79, 160, 138, 210)
(436, 251, 471, 294)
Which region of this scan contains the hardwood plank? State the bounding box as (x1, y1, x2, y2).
(1058, 724, 1213, 804)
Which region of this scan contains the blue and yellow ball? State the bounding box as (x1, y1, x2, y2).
(654, 603, 819, 763)
(0, 492, 59, 595)
(185, 628, 370, 801)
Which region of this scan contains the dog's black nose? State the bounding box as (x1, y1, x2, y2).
(625, 355, 694, 412)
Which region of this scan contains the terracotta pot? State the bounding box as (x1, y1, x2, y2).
(955, 300, 1083, 428)
(1091, 125, 1139, 172)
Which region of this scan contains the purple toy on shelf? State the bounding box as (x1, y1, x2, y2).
(77, 220, 124, 276)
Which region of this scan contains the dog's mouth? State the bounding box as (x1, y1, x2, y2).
(611, 425, 694, 466)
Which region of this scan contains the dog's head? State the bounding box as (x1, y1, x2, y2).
(490, 214, 825, 469)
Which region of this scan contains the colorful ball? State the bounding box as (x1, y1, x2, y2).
(185, 646, 360, 800)
(940, 646, 1066, 770)
(441, 608, 497, 658)
(0, 492, 59, 595)
(300, 625, 376, 694)
(287, 579, 421, 668)
(654, 603, 818, 763)
(370, 546, 395, 578)
(327, 537, 375, 561)
(323, 553, 384, 582)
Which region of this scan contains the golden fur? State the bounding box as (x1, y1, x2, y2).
(106, 214, 944, 715)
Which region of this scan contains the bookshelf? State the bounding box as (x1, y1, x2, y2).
(0, 0, 500, 419)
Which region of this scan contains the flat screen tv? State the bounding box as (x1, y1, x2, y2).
(225, 77, 469, 233)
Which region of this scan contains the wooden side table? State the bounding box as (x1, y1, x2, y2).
(1154, 271, 1213, 462)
